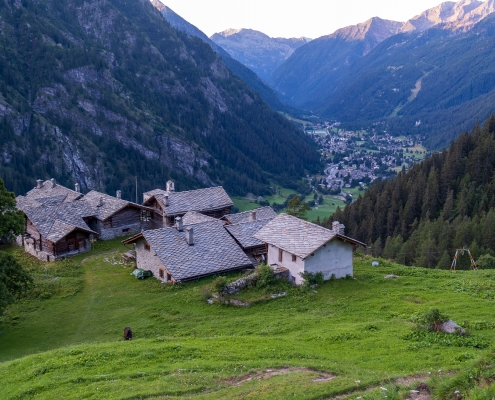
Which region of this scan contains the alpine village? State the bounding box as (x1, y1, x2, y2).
(3, 0, 495, 399)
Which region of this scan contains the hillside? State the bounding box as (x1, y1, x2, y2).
(210, 29, 310, 82)
(1, 243, 495, 398)
(327, 115, 495, 269)
(150, 1, 293, 113)
(0, 0, 320, 198)
(270, 17, 403, 109)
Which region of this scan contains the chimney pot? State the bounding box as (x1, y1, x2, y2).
(249, 210, 256, 222)
(116, 190, 122, 200)
(185, 227, 194, 245)
(175, 216, 183, 231)
(75, 183, 80, 193)
(166, 180, 175, 192)
(164, 194, 169, 206)
(50, 178, 56, 188)
(332, 221, 345, 235)
(36, 179, 43, 189)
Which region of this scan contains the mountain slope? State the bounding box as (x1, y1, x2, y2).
(0, 0, 320, 197)
(320, 13, 495, 148)
(210, 29, 310, 82)
(270, 18, 403, 109)
(150, 1, 291, 112)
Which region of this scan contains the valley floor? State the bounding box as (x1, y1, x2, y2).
(1, 243, 495, 399)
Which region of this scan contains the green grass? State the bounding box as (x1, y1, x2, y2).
(343, 187, 367, 199)
(2, 247, 495, 399)
(306, 196, 346, 222)
(232, 188, 297, 213)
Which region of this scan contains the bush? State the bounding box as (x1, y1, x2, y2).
(299, 271, 324, 286)
(413, 308, 449, 332)
(255, 263, 276, 289)
(211, 276, 228, 294)
(476, 254, 495, 269)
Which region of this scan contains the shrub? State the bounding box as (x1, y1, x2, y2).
(299, 271, 324, 287)
(476, 254, 495, 269)
(413, 308, 449, 332)
(211, 276, 228, 294)
(255, 263, 275, 289)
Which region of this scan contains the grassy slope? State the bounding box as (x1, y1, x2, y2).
(1, 245, 495, 399)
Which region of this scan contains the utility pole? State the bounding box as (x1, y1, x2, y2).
(135, 176, 138, 204)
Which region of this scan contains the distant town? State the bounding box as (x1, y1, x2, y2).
(304, 121, 427, 202)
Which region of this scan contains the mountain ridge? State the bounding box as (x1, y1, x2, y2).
(210, 28, 310, 82)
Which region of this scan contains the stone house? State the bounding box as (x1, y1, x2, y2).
(122, 218, 252, 283)
(142, 180, 233, 228)
(253, 214, 365, 285)
(16, 197, 97, 261)
(16, 179, 153, 260)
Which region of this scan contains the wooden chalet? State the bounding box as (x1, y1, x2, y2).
(142, 180, 233, 228)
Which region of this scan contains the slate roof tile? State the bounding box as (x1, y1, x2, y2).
(80, 191, 149, 221)
(223, 206, 277, 224)
(253, 213, 338, 259)
(145, 187, 233, 216)
(225, 218, 274, 249)
(143, 221, 252, 282)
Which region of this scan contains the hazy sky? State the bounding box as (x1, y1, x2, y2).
(160, 0, 446, 39)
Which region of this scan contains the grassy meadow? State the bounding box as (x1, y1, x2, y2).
(1, 243, 495, 399)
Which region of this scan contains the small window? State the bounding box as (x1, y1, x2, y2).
(159, 269, 164, 279)
(145, 243, 151, 251)
(292, 254, 296, 262)
(278, 249, 283, 262)
(167, 272, 172, 281)
(122, 228, 130, 233)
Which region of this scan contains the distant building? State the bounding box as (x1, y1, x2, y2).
(253, 214, 365, 284)
(142, 180, 233, 228)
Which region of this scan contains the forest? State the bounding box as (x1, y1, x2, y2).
(325, 115, 495, 270)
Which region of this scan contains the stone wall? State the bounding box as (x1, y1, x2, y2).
(134, 238, 171, 282)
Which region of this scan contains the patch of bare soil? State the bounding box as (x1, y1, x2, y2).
(226, 367, 335, 386)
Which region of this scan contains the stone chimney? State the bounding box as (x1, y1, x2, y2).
(116, 190, 121, 199)
(332, 221, 345, 235)
(175, 217, 183, 231)
(166, 180, 175, 192)
(185, 227, 194, 245)
(75, 183, 80, 193)
(50, 178, 56, 188)
(249, 210, 256, 222)
(98, 197, 104, 207)
(164, 194, 169, 206)
(36, 179, 43, 189)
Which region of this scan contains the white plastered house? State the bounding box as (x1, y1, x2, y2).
(253, 214, 365, 285)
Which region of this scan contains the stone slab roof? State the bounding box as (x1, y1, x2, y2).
(225, 218, 273, 249)
(223, 206, 277, 225)
(146, 186, 233, 216)
(81, 191, 149, 221)
(253, 213, 338, 259)
(22, 201, 97, 243)
(181, 211, 221, 226)
(142, 221, 252, 282)
(254, 214, 366, 259)
(24, 180, 82, 203)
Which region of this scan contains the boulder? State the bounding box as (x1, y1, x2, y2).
(385, 275, 399, 279)
(440, 320, 465, 334)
